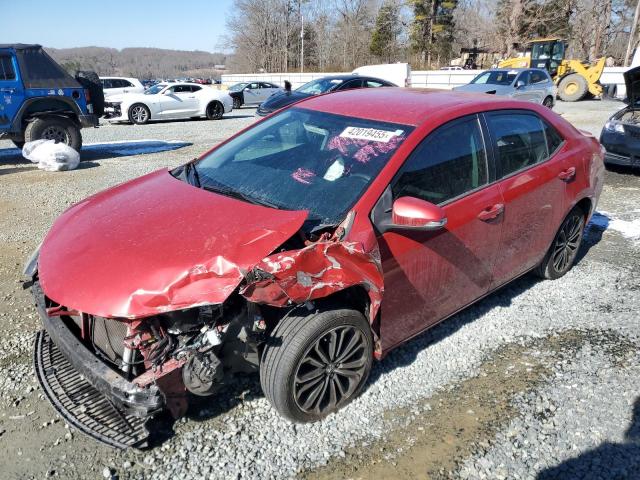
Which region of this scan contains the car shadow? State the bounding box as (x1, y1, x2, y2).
(536, 397, 640, 479)
(0, 140, 191, 168)
(148, 222, 607, 446)
(579, 211, 610, 264)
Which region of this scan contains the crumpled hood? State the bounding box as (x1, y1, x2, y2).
(38, 170, 307, 318)
(624, 66, 640, 105)
(453, 84, 510, 95)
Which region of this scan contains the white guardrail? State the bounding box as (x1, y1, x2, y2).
(222, 67, 629, 98)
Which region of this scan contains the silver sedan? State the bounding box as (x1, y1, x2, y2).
(453, 68, 556, 108)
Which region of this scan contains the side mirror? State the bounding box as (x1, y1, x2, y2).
(391, 197, 447, 230)
(515, 80, 525, 89)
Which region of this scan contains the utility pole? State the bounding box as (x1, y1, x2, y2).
(300, 14, 304, 73)
(625, 0, 640, 66)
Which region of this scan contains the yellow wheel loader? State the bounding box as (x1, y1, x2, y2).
(498, 38, 605, 102)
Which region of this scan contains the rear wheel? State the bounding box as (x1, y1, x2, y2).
(128, 103, 150, 124)
(558, 74, 588, 102)
(260, 307, 373, 423)
(24, 116, 82, 152)
(206, 101, 224, 120)
(535, 207, 585, 279)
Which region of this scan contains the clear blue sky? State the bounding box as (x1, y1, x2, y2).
(1, 0, 234, 52)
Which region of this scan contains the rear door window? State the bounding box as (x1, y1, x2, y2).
(392, 115, 489, 205)
(486, 112, 549, 177)
(337, 79, 363, 90)
(0, 55, 16, 80)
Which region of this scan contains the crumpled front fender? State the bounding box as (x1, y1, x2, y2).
(240, 240, 384, 322)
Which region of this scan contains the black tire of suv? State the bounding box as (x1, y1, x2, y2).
(75, 71, 105, 117)
(534, 206, 586, 280)
(260, 306, 373, 423)
(25, 116, 82, 152)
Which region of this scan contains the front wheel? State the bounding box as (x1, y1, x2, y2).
(260, 307, 373, 423)
(24, 116, 82, 152)
(206, 101, 224, 120)
(543, 96, 554, 109)
(535, 207, 585, 279)
(128, 103, 150, 124)
(233, 97, 242, 109)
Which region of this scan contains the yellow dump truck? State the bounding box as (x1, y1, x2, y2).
(498, 38, 605, 102)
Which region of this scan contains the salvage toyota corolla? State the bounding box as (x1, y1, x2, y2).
(26, 88, 604, 448)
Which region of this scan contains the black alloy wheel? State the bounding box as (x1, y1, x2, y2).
(535, 208, 585, 279)
(293, 325, 369, 416)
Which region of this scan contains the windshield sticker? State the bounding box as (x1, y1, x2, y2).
(330, 79, 344, 84)
(508, 70, 518, 75)
(339, 127, 403, 143)
(292, 167, 316, 184)
(323, 158, 345, 181)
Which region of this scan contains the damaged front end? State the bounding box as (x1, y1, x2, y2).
(29, 207, 383, 448)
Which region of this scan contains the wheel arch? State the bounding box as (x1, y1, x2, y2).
(11, 97, 82, 132)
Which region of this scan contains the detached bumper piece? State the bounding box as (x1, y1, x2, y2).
(35, 330, 151, 448)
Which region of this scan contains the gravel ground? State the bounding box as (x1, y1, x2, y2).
(0, 99, 639, 479)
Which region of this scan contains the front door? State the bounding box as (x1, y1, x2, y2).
(376, 115, 504, 351)
(0, 53, 22, 129)
(158, 85, 199, 117)
(484, 111, 567, 288)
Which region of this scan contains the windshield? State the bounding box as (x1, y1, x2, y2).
(296, 78, 345, 95)
(229, 82, 249, 92)
(145, 84, 167, 95)
(194, 108, 413, 225)
(471, 71, 517, 86)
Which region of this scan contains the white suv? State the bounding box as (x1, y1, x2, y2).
(100, 77, 145, 99)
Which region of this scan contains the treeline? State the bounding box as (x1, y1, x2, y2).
(46, 47, 228, 79)
(225, 0, 640, 73)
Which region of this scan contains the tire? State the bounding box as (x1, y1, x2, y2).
(128, 103, 150, 124)
(260, 307, 373, 423)
(543, 96, 554, 109)
(558, 74, 589, 102)
(24, 116, 82, 152)
(75, 71, 105, 117)
(206, 101, 224, 120)
(233, 97, 242, 109)
(11, 139, 24, 150)
(534, 207, 586, 280)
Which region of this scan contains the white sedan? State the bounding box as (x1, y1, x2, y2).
(104, 83, 233, 124)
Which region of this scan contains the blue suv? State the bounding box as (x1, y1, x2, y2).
(0, 44, 103, 151)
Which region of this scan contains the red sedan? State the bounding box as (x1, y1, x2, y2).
(28, 88, 604, 446)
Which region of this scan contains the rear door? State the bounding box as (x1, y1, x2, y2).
(485, 110, 568, 288)
(376, 114, 504, 351)
(528, 70, 548, 103)
(0, 53, 21, 129)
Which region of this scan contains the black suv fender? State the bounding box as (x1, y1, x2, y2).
(10, 96, 97, 135)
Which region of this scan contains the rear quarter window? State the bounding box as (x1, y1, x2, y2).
(0, 55, 16, 80)
(487, 112, 548, 178)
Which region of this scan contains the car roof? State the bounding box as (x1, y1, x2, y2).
(0, 43, 41, 50)
(294, 88, 532, 126)
(100, 76, 140, 81)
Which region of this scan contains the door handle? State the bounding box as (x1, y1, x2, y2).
(188, 96, 196, 98)
(558, 167, 576, 182)
(477, 203, 504, 221)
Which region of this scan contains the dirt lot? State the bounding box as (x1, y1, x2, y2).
(0, 100, 638, 479)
